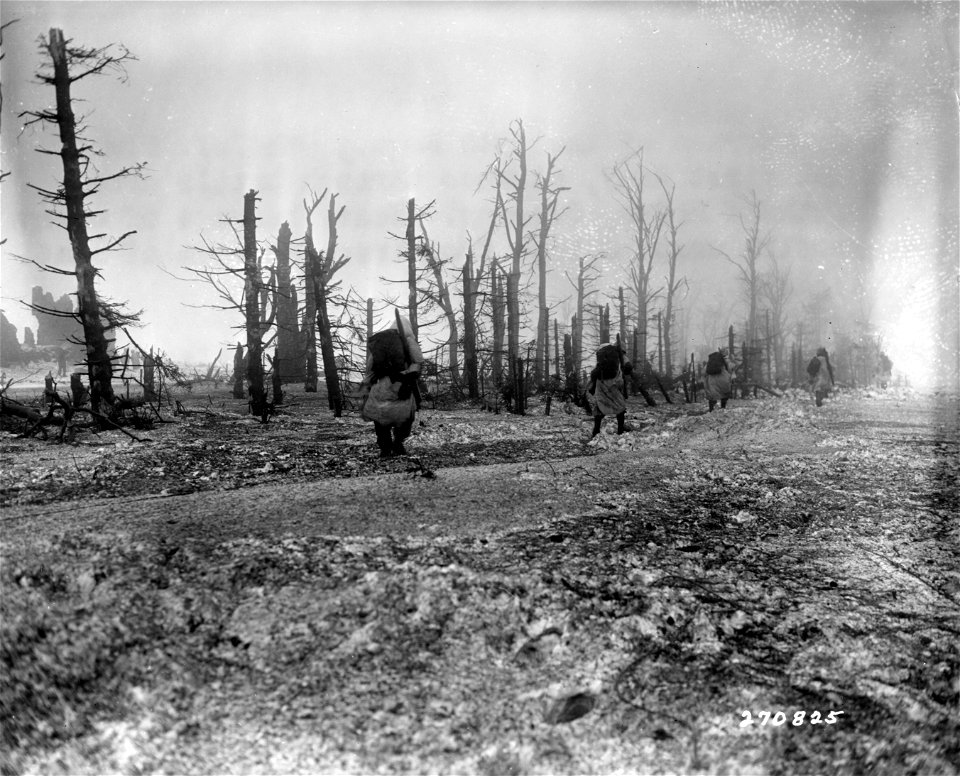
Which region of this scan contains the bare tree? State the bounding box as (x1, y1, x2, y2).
(713, 190, 770, 349)
(418, 218, 460, 388)
(301, 187, 328, 392)
(463, 157, 505, 400)
(760, 255, 793, 383)
(653, 172, 686, 379)
(185, 190, 275, 417)
(240, 190, 273, 418)
(0, 18, 19, 191)
(462, 203, 497, 399)
(496, 119, 534, 403)
(271, 221, 302, 383)
(304, 190, 350, 416)
(564, 253, 604, 374)
(406, 198, 418, 335)
(531, 146, 569, 385)
(610, 149, 665, 362)
(19, 28, 146, 421)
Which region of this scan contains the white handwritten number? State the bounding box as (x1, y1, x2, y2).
(825, 711, 845, 724)
(772, 712, 787, 726)
(810, 711, 823, 724)
(740, 711, 753, 728)
(793, 711, 806, 726)
(758, 711, 771, 726)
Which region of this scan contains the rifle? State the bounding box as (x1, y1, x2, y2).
(616, 333, 628, 398)
(394, 307, 423, 410)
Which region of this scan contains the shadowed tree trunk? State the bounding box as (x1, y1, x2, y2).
(491, 261, 505, 389)
(232, 343, 245, 399)
(463, 249, 480, 399)
(273, 221, 303, 383)
(302, 188, 328, 393)
(313, 194, 347, 416)
(241, 189, 269, 418)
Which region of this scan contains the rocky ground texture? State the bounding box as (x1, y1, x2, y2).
(1, 386, 958, 775)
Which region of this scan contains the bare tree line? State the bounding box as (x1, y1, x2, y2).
(7, 26, 902, 428)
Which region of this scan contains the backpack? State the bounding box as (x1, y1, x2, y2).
(705, 351, 726, 376)
(806, 356, 822, 378)
(595, 344, 621, 380)
(368, 329, 407, 380)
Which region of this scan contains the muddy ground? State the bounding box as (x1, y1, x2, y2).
(1, 385, 958, 775)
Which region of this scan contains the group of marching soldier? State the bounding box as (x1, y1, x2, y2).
(360, 309, 862, 457)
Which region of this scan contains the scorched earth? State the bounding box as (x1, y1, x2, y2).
(1, 386, 957, 776)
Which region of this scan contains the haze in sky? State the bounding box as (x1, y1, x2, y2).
(1, 1, 956, 387)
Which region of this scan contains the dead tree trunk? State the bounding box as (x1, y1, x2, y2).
(419, 219, 460, 389)
(463, 250, 480, 399)
(406, 197, 419, 337)
(273, 221, 302, 383)
(653, 172, 686, 381)
(48, 29, 117, 419)
(533, 146, 568, 385)
(302, 189, 328, 393)
(498, 120, 529, 412)
(144, 348, 157, 402)
(553, 319, 561, 380)
(315, 194, 346, 416)
(565, 254, 602, 375)
(241, 190, 268, 418)
(599, 304, 610, 343)
(232, 343, 245, 399)
(491, 261, 505, 389)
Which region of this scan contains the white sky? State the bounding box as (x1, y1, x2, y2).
(1, 1, 956, 382)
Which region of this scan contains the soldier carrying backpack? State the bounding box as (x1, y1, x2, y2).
(586, 338, 632, 438)
(704, 349, 734, 411)
(360, 310, 424, 458)
(808, 347, 834, 407)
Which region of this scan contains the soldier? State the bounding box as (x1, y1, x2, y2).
(360, 312, 424, 458)
(703, 348, 734, 411)
(807, 347, 835, 407)
(877, 351, 893, 390)
(587, 340, 632, 437)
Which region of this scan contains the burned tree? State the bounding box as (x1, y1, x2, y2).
(272, 221, 303, 383)
(713, 191, 770, 349)
(304, 189, 350, 416)
(610, 149, 664, 363)
(761, 255, 793, 384)
(532, 146, 569, 386)
(564, 253, 603, 375)
(653, 172, 686, 380)
(406, 198, 419, 336)
(186, 190, 275, 418)
(418, 218, 461, 389)
(19, 28, 146, 420)
(496, 119, 533, 408)
(463, 158, 504, 400)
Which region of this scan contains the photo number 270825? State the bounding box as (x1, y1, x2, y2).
(739, 710, 845, 727)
